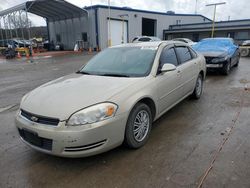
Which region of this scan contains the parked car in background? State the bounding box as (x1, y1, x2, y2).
(16, 41, 206, 158)
(241, 40, 250, 46)
(172, 38, 196, 46)
(132, 36, 161, 43)
(240, 40, 250, 57)
(193, 38, 240, 75)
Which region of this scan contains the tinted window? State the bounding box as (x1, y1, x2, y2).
(132, 37, 138, 42)
(189, 47, 197, 58)
(138, 37, 151, 42)
(175, 47, 192, 64)
(160, 47, 178, 67)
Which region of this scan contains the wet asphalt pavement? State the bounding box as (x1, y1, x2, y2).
(0, 53, 249, 188)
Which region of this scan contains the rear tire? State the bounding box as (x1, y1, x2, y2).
(192, 74, 203, 100)
(124, 103, 152, 149)
(240, 48, 249, 57)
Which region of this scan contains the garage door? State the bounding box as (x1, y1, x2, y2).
(109, 20, 128, 46)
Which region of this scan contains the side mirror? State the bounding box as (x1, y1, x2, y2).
(161, 63, 176, 72)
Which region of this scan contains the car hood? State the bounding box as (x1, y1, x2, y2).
(21, 73, 141, 120)
(199, 51, 227, 57)
(193, 41, 237, 58)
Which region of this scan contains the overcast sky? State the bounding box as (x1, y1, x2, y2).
(1, 0, 249, 26)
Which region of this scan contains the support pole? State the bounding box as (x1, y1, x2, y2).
(206, 2, 226, 38)
(0, 17, 4, 47)
(25, 10, 32, 57)
(211, 5, 217, 38)
(71, 19, 74, 47)
(13, 12, 19, 39)
(25, 10, 31, 40)
(7, 14, 13, 40)
(19, 11, 25, 45)
(3, 16, 9, 45)
(64, 20, 69, 50)
(195, 0, 198, 14)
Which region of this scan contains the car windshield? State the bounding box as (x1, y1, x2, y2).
(79, 47, 157, 77)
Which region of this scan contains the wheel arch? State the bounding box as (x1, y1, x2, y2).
(199, 70, 205, 80)
(137, 97, 157, 120)
(128, 96, 157, 121)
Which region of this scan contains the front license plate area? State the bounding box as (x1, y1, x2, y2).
(22, 129, 42, 147)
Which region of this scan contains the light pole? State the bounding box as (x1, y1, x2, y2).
(195, 0, 198, 14)
(206, 2, 226, 38)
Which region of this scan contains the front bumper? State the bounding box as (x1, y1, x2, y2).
(206, 63, 224, 68)
(15, 111, 128, 158)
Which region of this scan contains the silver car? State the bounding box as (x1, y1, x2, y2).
(172, 38, 196, 46)
(16, 41, 206, 157)
(132, 36, 161, 43)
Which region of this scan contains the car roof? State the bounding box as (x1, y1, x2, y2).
(111, 41, 186, 48)
(202, 37, 233, 41)
(133, 36, 161, 39)
(173, 38, 191, 40)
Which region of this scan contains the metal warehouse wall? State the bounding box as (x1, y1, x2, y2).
(48, 16, 89, 50)
(95, 8, 210, 50)
(170, 20, 250, 30)
(88, 9, 98, 50)
(168, 30, 250, 44)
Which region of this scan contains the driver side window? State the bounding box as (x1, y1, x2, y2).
(159, 47, 178, 68)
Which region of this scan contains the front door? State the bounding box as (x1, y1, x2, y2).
(155, 46, 183, 114)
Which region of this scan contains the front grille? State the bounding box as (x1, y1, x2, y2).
(205, 57, 214, 63)
(64, 139, 107, 152)
(18, 129, 53, 151)
(20, 109, 59, 126)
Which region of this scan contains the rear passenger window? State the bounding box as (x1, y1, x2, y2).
(189, 47, 197, 58)
(175, 47, 192, 64)
(160, 47, 178, 67)
(138, 37, 151, 42)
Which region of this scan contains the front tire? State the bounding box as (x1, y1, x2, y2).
(192, 74, 203, 99)
(234, 57, 240, 67)
(124, 103, 152, 149)
(222, 61, 231, 75)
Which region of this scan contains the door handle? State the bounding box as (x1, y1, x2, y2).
(177, 70, 181, 74)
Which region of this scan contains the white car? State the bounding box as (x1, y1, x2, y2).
(16, 41, 206, 157)
(132, 36, 161, 43)
(172, 38, 196, 46)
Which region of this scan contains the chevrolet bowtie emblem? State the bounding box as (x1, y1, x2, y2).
(31, 116, 38, 122)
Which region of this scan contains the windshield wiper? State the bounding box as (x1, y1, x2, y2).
(76, 71, 91, 75)
(101, 73, 130, 77)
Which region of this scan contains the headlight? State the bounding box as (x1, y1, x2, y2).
(212, 56, 229, 63)
(67, 103, 118, 126)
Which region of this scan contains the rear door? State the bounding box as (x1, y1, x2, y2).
(175, 45, 198, 96)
